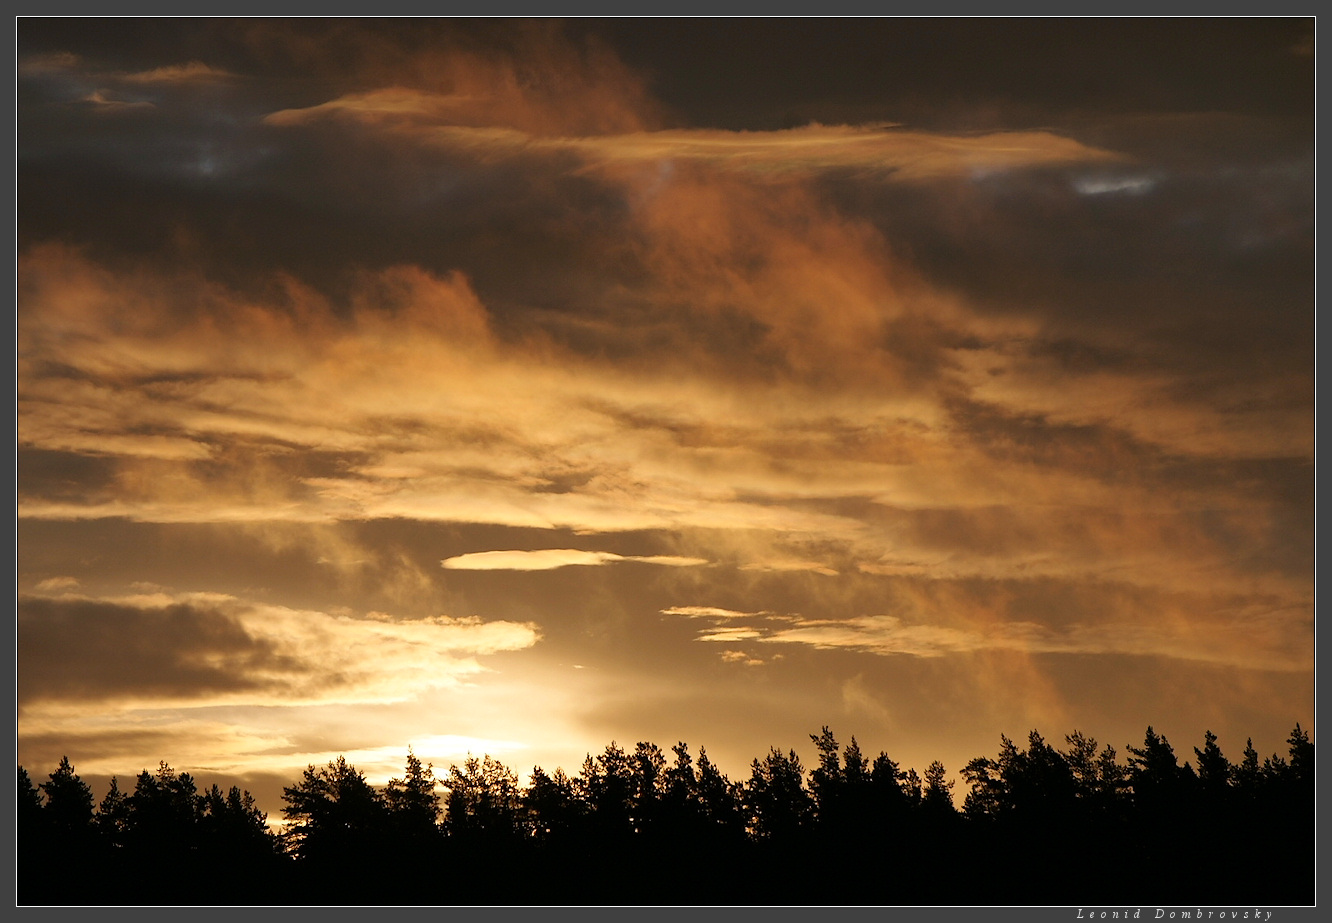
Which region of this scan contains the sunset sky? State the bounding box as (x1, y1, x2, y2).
(16, 18, 1315, 820)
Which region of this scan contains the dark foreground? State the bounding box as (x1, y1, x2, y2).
(19, 724, 1314, 906)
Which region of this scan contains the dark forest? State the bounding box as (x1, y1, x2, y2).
(18, 723, 1314, 906)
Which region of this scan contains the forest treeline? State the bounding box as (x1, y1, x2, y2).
(18, 724, 1314, 906)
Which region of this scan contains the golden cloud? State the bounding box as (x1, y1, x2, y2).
(120, 61, 236, 84)
(441, 549, 708, 570)
(661, 606, 761, 619)
(674, 608, 1313, 673)
(16, 183, 1309, 613)
(266, 87, 1123, 182)
(18, 590, 541, 711)
(255, 21, 657, 138)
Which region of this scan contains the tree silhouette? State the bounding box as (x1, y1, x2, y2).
(1006, 731, 1077, 823)
(40, 755, 95, 837)
(95, 776, 131, 847)
(660, 741, 697, 832)
(694, 745, 744, 836)
(384, 748, 441, 844)
(18, 765, 50, 857)
(444, 753, 522, 843)
(808, 725, 844, 823)
(1286, 723, 1314, 789)
(806, 727, 881, 845)
(1233, 736, 1264, 795)
(570, 741, 640, 844)
(744, 746, 811, 841)
(868, 749, 908, 820)
(961, 752, 1004, 820)
(921, 760, 955, 815)
(524, 764, 580, 841)
(127, 762, 202, 857)
(1126, 726, 1195, 816)
(281, 754, 389, 891)
(628, 741, 667, 837)
(14, 720, 1315, 906)
(19, 766, 45, 824)
(1193, 730, 1231, 797)
(199, 783, 275, 855)
(24, 757, 99, 903)
(900, 766, 923, 806)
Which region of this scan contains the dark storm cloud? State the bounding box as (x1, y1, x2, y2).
(822, 151, 1311, 335)
(17, 47, 265, 187)
(15, 18, 658, 314)
(17, 595, 284, 706)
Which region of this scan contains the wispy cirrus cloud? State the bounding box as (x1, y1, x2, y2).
(697, 627, 764, 643)
(665, 605, 1312, 673)
(265, 89, 1125, 182)
(762, 612, 1313, 672)
(120, 61, 236, 85)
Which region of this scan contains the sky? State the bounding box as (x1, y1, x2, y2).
(16, 18, 1315, 821)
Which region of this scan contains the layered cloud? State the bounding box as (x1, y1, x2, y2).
(18, 590, 540, 711)
(16, 235, 1310, 605)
